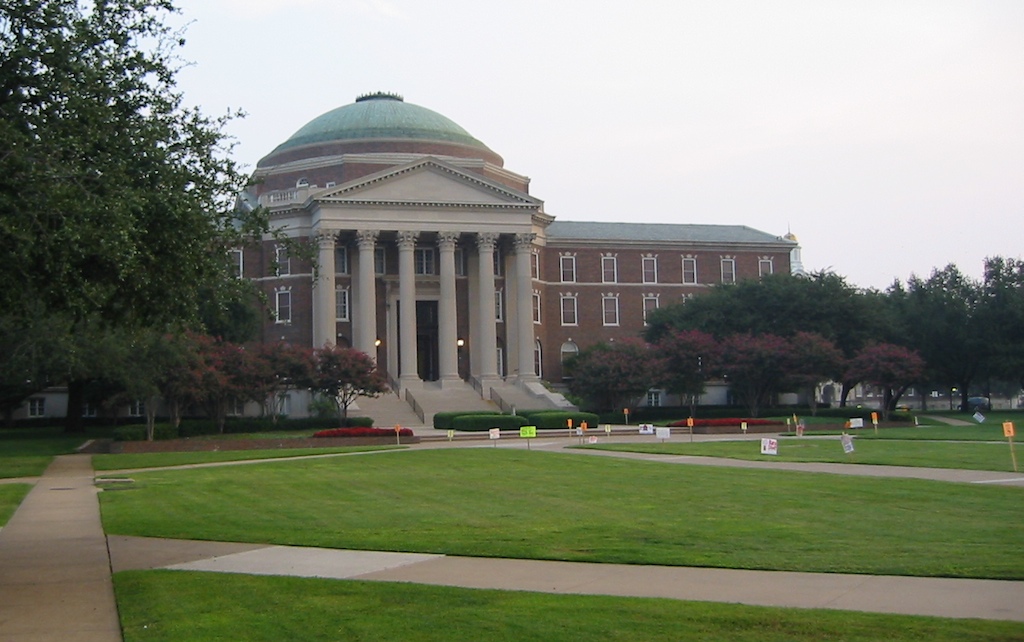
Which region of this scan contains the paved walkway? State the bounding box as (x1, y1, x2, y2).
(3, 441, 1024, 641)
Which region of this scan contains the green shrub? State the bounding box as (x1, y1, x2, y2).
(433, 410, 503, 430)
(527, 411, 601, 430)
(343, 416, 374, 427)
(451, 414, 528, 432)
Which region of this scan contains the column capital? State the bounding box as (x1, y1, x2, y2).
(476, 232, 499, 251)
(437, 231, 460, 250)
(513, 232, 536, 252)
(356, 229, 379, 248)
(397, 230, 419, 249)
(315, 231, 337, 247)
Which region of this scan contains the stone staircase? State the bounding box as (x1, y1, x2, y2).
(352, 391, 425, 429)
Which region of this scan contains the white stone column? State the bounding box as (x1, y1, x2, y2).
(312, 232, 336, 349)
(437, 232, 460, 386)
(397, 231, 420, 385)
(475, 232, 499, 381)
(355, 230, 379, 357)
(513, 233, 538, 382)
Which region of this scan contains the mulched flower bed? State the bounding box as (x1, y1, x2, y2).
(313, 427, 415, 438)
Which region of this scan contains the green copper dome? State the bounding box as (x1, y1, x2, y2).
(271, 92, 492, 154)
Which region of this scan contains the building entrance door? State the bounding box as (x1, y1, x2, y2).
(416, 300, 439, 381)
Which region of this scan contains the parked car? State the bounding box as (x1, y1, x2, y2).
(967, 397, 991, 412)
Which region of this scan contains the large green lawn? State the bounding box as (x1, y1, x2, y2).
(92, 445, 402, 471)
(99, 448, 1024, 579)
(585, 436, 1020, 471)
(114, 571, 1024, 642)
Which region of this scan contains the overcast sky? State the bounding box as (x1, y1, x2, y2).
(171, 0, 1023, 290)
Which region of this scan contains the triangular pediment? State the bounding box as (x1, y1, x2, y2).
(315, 157, 540, 208)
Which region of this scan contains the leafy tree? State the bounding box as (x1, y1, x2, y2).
(716, 333, 792, 417)
(888, 265, 984, 411)
(239, 342, 316, 421)
(309, 345, 387, 421)
(181, 334, 248, 433)
(653, 330, 719, 416)
(786, 332, 844, 416)
(979, 257, 1024, 391)
(565, 339, 665, 413)
(0, 1, 288, 430)
(845, 343, 925, 420)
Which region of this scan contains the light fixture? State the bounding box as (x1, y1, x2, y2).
(374, 338, 382, 347)
(456, 338, 465, 347)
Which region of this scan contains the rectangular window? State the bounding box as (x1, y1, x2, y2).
(275, 246, 290, 276)
(229, 249, 243, 279)
(759, 258, 773, 277)
(415, 247, 435, 275)
(493, 248, 503, 276)
(560, 255, 576, 283)
(129, 399, 145, 417)
(560, 296, 578, 325)
(336, 246, 349, 274)
(83, 402, 97, 418)
(642, 256, 658, 284)
(647, 390, 663, 407)
(643, 296, 659, 324)
(28, 398, 44, 418)
(602, 296, 619, 326)
(721, 258, 736, 284)
(682, 257, 697, 284)
(495, 289, 504, 322)
(335, 287, 349, 321)
(532, 292, 542, 324)
(601, 256, 617, 283)
(531, 252, 540, 279)
(374, 247, 386, 275)
(455, 248, 467, 276)
(275, 290, 292, 324)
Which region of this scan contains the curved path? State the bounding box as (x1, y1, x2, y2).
(2, 435, 1023, 641)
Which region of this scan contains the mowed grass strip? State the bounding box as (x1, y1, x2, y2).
(99, 449, 1024, 579)
(787, 424, 1010, 442)
(586, 437, 1020, 471)
(0, 483, 32, 527)
(0, 428, 101, 478)
(114, 571, 1024, 642)
(92, 446, 402, 471)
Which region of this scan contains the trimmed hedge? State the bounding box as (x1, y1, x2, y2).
(527, 411, 601, 430)
(433, 410, 504, 430)
(451, 414, 528, 432)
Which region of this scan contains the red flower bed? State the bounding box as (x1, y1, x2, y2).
(313, 427, 414, 438)
(667, 418, 784, 428)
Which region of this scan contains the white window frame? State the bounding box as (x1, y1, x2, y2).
(560, 295, 578, 326)
(721, 257, 736, 284)
(602, 295, 619, 326)
(275, 288, 292, 324)
(531, 252, 540, 279)
(643, 295, 659, 324)
(229, 249, 243, 279)
(129, 399, 145, 417)
(534, 339, 543, 378)
(495, 289, 504, 322)
(560, 255, 576, 283)
(759, 257, 774, 277)
(28, 398, 44, 418)
(647, 389, 663, 407)
(336, 245, 349, 274)
(642, 256, 658, 284)
(493, 248, 503, 276)
(682, 257, 697, 284)
(455, 248, 467, 276)
(336, 286, 350, 322)
(601, 255, 618, 283)
(415, 247, 436, 275)
(275, 245, 290, 276)
(532, 292, 542, 324)
(374, 247, 386, 275)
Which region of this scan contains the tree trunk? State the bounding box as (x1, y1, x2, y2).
(64, 379, 85, 433)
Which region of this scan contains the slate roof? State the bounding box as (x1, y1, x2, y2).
(545, 221, 794, 245)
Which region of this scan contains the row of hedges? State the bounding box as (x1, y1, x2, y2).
(436, 410, 602, 432)
(113, 416, 375, 441)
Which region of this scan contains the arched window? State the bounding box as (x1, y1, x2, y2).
(534, 339, 543, 378)
(560, 341, 579, 379)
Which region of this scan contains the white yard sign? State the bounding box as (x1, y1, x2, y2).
(760, 438, 779, 455)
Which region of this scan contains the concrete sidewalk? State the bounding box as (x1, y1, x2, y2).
(109, 535, 1024, 622)
(0, 454, 121, 642)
